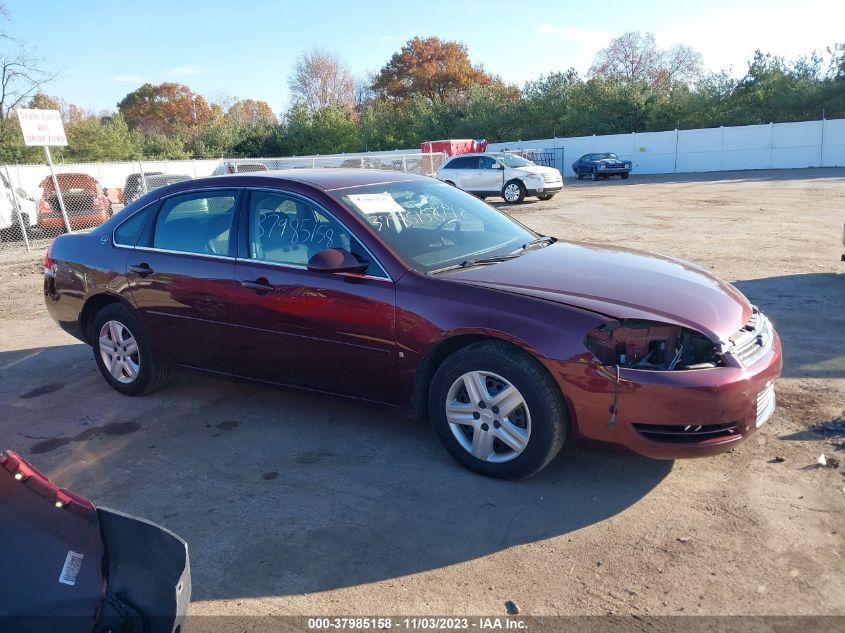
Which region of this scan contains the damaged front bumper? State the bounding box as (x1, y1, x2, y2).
(551, 330, 782, 459)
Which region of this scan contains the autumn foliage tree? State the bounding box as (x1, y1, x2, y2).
(371, 36, 499, 102)
(226, 99, 277, 128)
(117, 82, 212, 136)
(2, 24, 844, 163)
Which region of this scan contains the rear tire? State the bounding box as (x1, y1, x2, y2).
(428, 341, 568, 479)
(91, 303, 173, 396)
(576, 173, 584, 181)
(537, 193, 555, 201)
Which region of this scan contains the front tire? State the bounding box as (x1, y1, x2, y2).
(91, 303, 173, 396)
(428, 341, 568, 479)
(590, 170, 598, 181)
(621, 172, 630, 179)
(502, 180, 526, 204)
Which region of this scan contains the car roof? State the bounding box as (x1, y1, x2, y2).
(39, 173, 100, 189)
(155, 169, 430, 195)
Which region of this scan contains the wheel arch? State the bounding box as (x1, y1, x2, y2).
(410, 332, 566, 420)
(79, 292, 134, 344)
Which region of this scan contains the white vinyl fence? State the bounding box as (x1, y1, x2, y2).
(2, 118, 844, 255)
(486, 118, 845, 177)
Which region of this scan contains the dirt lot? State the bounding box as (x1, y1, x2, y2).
(0, 168, 843, 619)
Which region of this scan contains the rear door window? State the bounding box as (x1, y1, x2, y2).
(153, 191, 238, 256)
(445, 157, 475, 170)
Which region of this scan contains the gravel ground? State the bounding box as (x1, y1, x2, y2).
(0, 168, 843, 620)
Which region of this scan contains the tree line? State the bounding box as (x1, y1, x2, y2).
(0, 23, 843, 164)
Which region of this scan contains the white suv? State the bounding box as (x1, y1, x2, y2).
(0, 171, 37, 239)
(436, 153, 563, 203)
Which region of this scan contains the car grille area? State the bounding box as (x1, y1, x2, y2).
(542, 173, 561, 183)
(756, 381, 776, 428)
(632, 422, 739, 444)
(729, 308, 773, 367)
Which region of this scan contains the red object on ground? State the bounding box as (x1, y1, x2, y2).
(421, 139, 488, 156)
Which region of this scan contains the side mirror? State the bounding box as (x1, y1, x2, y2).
(492, 163, 503, 169)
(307, 248, 367, 274)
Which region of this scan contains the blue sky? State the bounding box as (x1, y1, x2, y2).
(4, 0, 843, 115)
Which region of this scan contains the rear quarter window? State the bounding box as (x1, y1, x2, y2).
(114, 207, 152, 246)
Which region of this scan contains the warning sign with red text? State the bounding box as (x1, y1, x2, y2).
(16, 108, 68, 146)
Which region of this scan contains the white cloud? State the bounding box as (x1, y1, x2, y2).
(537, 23, 562, 35)
(536, 24, 609, 50)
(560, 27, 610, 51)
(669, 5, 845, 76)
(167, 64, 206, 77)
(111, 74, 144, 83)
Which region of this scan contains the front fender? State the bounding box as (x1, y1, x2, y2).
(395, 271, 608, 404)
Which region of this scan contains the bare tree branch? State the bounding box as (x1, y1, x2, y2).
(0, 21, 57, 119)
(288, 48, 355, 112)
(589, 31, 703, 91)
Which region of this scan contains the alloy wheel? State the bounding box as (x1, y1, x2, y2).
(503, 183, 521, 202)
(98, 320, 140, 384)
(445, 370, 531, 463)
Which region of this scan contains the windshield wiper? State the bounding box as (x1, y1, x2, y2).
(517, 235, 556, 252)
(428, 253, 522, 275)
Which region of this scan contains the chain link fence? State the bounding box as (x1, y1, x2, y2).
(0, 152, 447, 254)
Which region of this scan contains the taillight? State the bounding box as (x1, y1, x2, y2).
(44, 240, 56, 275)
(38, 198, 52, 214)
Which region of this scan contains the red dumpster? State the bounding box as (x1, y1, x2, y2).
(421, 139, 488, 156)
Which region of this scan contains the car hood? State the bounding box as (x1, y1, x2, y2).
(596, 158, 629, 165)
(512, 165, 561, 178)
(442, 241, 751, 342)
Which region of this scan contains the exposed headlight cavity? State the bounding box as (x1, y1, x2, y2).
(585, 320, 722, 370)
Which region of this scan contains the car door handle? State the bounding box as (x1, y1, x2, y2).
(240, 278, 275, 292)
(128, 263, 154, 277)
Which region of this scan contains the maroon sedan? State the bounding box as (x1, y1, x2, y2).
(43, 170, 781, 479)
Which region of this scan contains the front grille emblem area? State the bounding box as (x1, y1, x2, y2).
(729, 308, 773, 367)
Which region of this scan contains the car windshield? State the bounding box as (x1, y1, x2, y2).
(332, 179, 538, 273)
(497, 154, 534, 168)
(597, 153, 618, 159)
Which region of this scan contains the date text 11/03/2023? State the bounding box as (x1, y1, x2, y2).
(307, 617, 527, 630)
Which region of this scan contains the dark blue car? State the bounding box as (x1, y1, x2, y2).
(572, 152, 632, 181)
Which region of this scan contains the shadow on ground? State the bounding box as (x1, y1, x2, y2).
(0, 343, 672, 600)
(734, 273, 844, 379)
